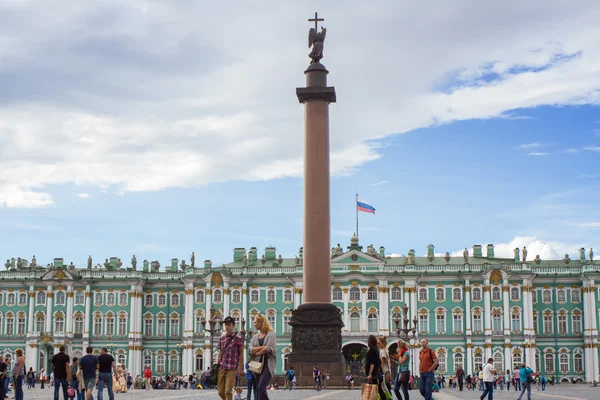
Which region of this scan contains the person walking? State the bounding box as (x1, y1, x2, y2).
(365, 335, 386, 400)
(144, 365, 152, 391)
(217, 316, 244, 400)
(378, 336, 392, 394)
(505, 370, 511, 391)
(40, 368, 47, 389)
(0, 355, 7, 400)
(27, 367, 35, 389)
(13, 349, 25, 400)
(513, 368, 521, 392)
(418, 338, 438, 400)
(97, 348, 117, 400)
(455, 364, 465, 391)
(480, 358, 496, 400)
(4, 354, 11, 400)
(52, 344, 71, 400)
(517, 364, 534, 400)
(249, 314, 277, 400)
(79, 347, 98, 400)
(71, 357, 84, 400)
(393, 339, 410, 400)
(245, 362, 256, 400)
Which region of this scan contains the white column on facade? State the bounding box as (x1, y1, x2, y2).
(522, 283, 530, 336)
(583, 285, 594, 381)
(343, 288, 349, 330)
(28, 285, 35, 332)
(205, 283, 212, 336)
(183, 281, 194, 376)
(224, 282, 230, 318)
(410, 287, 417, 331)
(66, 285, 74, 337)
(242, 283, 248, 326)
(465, 282, 472, 335)
(361, 287, 367, 332)
(502, 285, 510, 336)
(45, 284, 53, 333)
(591, 282, 599, 382)
(84, 285, 91, 338)
(483, 279, 491, 336)
(466, 345, 473, 376)
(379, 280, 388, 334)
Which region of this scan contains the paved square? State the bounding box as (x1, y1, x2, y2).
(432, 385, 600, 400)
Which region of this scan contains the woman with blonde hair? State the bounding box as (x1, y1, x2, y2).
(249, 314, 277, 399)
(394, 339, 410, 400)
(13, 348, 25, 400)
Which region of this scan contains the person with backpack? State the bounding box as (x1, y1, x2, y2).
(418, 338, 438, 400)
(517, 363, 535, 400)
(284, 367, 295, 390)
(217, 316, 244, 400)
(481, 358, 496, 400)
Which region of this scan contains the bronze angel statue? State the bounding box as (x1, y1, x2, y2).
(308, 26, 326, 63)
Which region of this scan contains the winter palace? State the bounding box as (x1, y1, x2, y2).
(1, 237, 599, 382)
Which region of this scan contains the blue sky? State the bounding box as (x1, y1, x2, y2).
(1, 1, 599, 266)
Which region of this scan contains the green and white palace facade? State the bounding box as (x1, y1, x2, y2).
(2, 237, 600, 382)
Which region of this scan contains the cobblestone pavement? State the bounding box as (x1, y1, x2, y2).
(432, 385, 600, 400)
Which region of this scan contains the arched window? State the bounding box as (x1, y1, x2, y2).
(144, 316, 153, 337)
(492, 287, 501, 301)
(118, 313, 127, 336)
(472, 312, 482, 333)
(55, 291, 66, 305)
(283, 289, 291, 303)
(559, 353, 569, 372)
(18, 292, 27, 305)
(156, 355, 165, 374)
(472, 287, 481, 301)
(251, 290, 259, 303)
(512, 351, 522, 370)
(7, 293, 15, 306)
(158, 294, 166, 306)
(535, 353, 540, 372)
(143, 352, 152, 370)
(558, 313, 567, 334)
(350, 312, 360, 332)
(75, 291, 85, 305)
(474, 352, 483, 372)
(419, 288, 428, 302)
(391, 287, 402, 301)
(213, 289, 222, 304)
(195, 354, 204, 372)
(391, 312, 401, 330)
(107, 293, 115, 306)
(574, 353, 583, 372)
(452, 312, 463, 333)
(571, 289, 581, 303)
(452, 288, 461, 301)
(532, 290, 538, 303)
(283, 313, 291, 334)
(332, 288, 342, 301)
(6, 314, 14, 335)
(232, 290, 241, 303)
(454, 352, 463, 369)
(435, 288, 445, 301)
(93, 314, 102, 336)
(0, 293, 4, 305)
(572, 313, 582, 334)
(368, 312, 379, 332)
(195, 290, 204, 304)
(557, 289, 566, 303)
(54, 315, 65, 333)
(418, 313, 429, 333)
(436, 312, 446, 334)
(106, 314, 115, 336)
(171, 293, 180, 307)
(94, 293, 102, 305)
(542, 289, 552, 303)
(36, 291, 46, 305)
(543, 313, 553, 334)
(267, 314, 276, 331)
(39, 351, 46, 372)
(267, 289, 276, 303)
(119, 293, 128, 305)
(74, 316, 84, 335)
(510, 287, 520, 301)
(367, 287, 378, 300)
(169, 355, 178, 373)
(117, 354, 126, 366)
(511, 312, 521, 332)
(349, 287, 360, 301)
(170, 314, 180, 337)
(145, 294, 153, 307)
(492, 312, 503, 334)
(493, 353, 503, 372)
(17, 313, 25, 334)
(35, 314, 45, 333)
(545, 353, 555, 372)
(194, 314, 204, 335)
(437, 352, 446, 373)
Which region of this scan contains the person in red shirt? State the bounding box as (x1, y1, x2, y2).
(217, 316, 244, 400)
(143, 365, 152, 391)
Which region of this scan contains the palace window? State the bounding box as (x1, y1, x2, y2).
(454, 353, 463, 369)
(195, 315, 203, 334)
(391, 312, 401, 330)
(452, 288, 461, 302)
(18, 292, 27, 305)
(557, 289, 566, 303)
(107, 293, 115, 306)
(267, 289, 276, 303)
(493, 353, 503, 373)
(349, 287, 361, 301)
(332, 288, 342, 301)
(367, 287, 378, 300)
(158, 294, 167, 307)
(472, 287, 482, 301)
(571, 289, 581, 303)
(536, 353, 540, 372)
(492, 287, 501, 301)
(0, 293, 3, 305)
(437, 352, 446, 373)
(144, 318, 153, 337)
(472, 313, 482, 334)
(6, 314, 14, 336)
(169, 355, 178, 374)
(436, 313, 445, 334)
(283, 314, 291, 334)
(232, 290, 241, 304)
(368, 313, 379, 333)
(533, 313, 538, 333)
(511, 313, 521, 332)
(512, 351, 522, 370)
(419, 288, 428, 302)
(543, 314, 553, 335)
(418, 314, 428, 333)
(213, 289, 222, 304)
(542, 289, 552, 304)
(17, 314, 25, 335)
(532, 290, 538, 303)
(117, 354, 126, 366)
(75, 291, 85, 305)
(453, 313, 463, 333)
(195, 354, 204, 372)
(474, 352, 483, 372)
(267, 314, 276, 332)
(106, 315, 115, 336)
(36, 291, 46, 305)
(7, 293, 15, 306)
(157, 318, 166, 337)
(492, 312, 502, 334)
(170, 315, 180, 337)
(119, 293, 128, 306)
(558, 314, 567, 334)
(545, 353, 555, 372)
(171, 294, 180, 307)
(559, 353, 569, 372)
(283, 289, 292, 303)
(156, 355, 165, 374)
(94, 293, 103, 306)
(118, 314, 127, 336)
(572, 313, 582, 334)
(74, 316, 84, 335)
(145, 294, 153, 307)
(510, 287, 520, 301)
(94, 315, 102, 336)
(391, 287, 402, 301)
(195, 290, 205, 304)
(54, 315, 64, 333)
(36, 315, 45, 333)
(251, 290, 259, 303)
(435, 288, 445, 302)
(350, 312, 360, 332)
(574, 353, 583, 372)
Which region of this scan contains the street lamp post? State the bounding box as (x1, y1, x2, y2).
(201, 308, 221, 366)
(176, 343, 185, 376)
(107, 343, 117, 355)
(393, 305, 418, 376)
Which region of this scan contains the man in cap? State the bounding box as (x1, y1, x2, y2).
(217, 316, 244, 400)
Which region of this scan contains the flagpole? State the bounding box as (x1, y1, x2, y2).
(355, 192, 359, 240)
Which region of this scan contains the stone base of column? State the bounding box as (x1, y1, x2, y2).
(288, 303, 345, 387)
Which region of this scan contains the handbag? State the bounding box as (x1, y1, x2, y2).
(248, 355, 264, 374)
(361, 382, 378, 400)
(384, 371, 392, 384)
(398, 370, 410, 383)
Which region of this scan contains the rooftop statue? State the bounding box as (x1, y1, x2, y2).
(242, 252, 248, 266)
(463, 248, 469, 261)
(522, 246, 528, 262)
(131, 255, 137, 270)
(87, 255, 92, 270)
(103, 259, 110, 269)
(32, 255, 37, 267)
(307, 12, 326, 63)
(4, 259, 9, 270)
(191, 252, 195, 267)
(590, 248, 594, 261)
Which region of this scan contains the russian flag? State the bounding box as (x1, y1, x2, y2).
(357, 198, 376, 214)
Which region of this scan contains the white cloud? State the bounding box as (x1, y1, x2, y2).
(584, 146, 600, 153)
(1, 1, 600, 207)
(562, 148, 579, 154)
(452, 236, 586, 260)
(518, 142, 544, 150)
(527, 152, 550, 156)
(576, 222, 600, 230)
(76, 193, 91, 199)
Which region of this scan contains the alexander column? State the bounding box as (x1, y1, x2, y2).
(288, 12, 345, 385)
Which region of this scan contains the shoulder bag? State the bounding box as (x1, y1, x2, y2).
(210, 335, 236, 386)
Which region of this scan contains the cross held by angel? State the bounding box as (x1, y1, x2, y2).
(308, 12, 326, 64)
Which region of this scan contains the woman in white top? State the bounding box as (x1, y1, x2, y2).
(378, 336, 392, 394)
